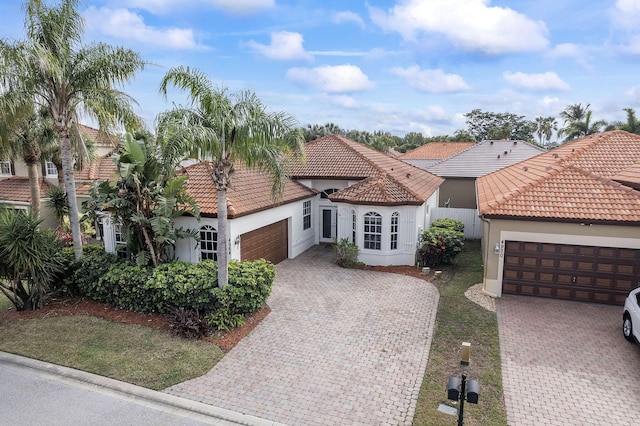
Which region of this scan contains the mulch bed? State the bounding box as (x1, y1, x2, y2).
(0, 296, 270, 353)
(0, 265, 437, 352)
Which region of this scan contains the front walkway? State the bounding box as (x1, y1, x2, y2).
(498, 295, 640, 426)
(166, 245, 439, 426)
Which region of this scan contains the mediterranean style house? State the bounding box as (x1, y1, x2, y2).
(477, 130, 640, 305)
(102, 134, 444, 267)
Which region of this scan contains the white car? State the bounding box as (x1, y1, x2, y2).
(623, 287, 640, 343)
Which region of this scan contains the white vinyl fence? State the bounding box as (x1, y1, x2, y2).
(430, 208, 482, 239)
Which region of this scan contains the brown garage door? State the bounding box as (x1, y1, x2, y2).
(502, 241, 640, 305)
(240, 220, 288, 264)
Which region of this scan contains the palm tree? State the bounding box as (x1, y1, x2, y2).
(0, 0, 145, 260)
(0, 102, 56, 215)
(157, 66, 304, 287)
(558, 103, 607, 143)
(535, 116, 558, 147)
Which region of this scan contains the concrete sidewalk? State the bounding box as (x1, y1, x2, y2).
(0, 351, 284, 426)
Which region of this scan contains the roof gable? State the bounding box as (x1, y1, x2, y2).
(292, 134, 443, 205)
(478, 130, 640, 223)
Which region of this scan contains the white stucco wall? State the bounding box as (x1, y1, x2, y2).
(334, 190, 439, 266)
(171, 196, 317, 263)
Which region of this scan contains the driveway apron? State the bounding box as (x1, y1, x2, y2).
(497, 295, 640, 426)
(166, 245, 439, 426)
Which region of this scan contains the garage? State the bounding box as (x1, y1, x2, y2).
(240, 219, 288, 264)
(502, 241, 640, 305)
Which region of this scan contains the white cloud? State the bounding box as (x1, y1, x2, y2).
(246, 31, 313, 61)
(83, 7, 202, 50)
(612, 0, 640, 29)
(333, 11, 365, 29)
(390, 66, 470, 93)
(286, 65, 374, 93)
(116, 0, 275, 14)
(547, 43, 592, 69)
(316, 93, 358, 108)
(503, 71, 570, 91)
(369, 0, 549, 54)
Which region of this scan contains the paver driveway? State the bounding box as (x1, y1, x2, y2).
(498, 295, 640, 426)
(166, 245, 439, 426)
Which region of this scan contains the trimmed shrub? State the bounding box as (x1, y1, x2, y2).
(430, 218, 465, 234)
(226, 259, 274, 314)
(96, 263, 152, 311)
(144, 260, 219, 313)
(334, 238, 360, 268)
(418, 227, 464, 266)
(64, 246, 121, 296)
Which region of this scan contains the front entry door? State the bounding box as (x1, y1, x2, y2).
(320, 207, 337, 242)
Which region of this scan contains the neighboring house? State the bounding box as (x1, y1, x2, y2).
(102, 134, 444, 266)
(477, 130, 640, 305)
(399, 142, 476, 169)
(423, 140, 544, 209)
(0, 123, 117, 228)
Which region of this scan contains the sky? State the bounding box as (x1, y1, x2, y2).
(2, 0, 640, 138)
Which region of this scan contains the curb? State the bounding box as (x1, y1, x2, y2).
(0, 351, 287, 426)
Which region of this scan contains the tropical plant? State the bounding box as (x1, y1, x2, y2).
(0, 209, 64, 311)
(157, 66, 304, 287)
(535, 116, 558, 147)
(606, 108, 640, 134)
(46, 186, 69, 230)
(0, 0, 146, 260)
(84, 133, 200, 266)
(0, 103, 57, 215)
(557, 103, 607, 143)
(334, 237, 360, 268)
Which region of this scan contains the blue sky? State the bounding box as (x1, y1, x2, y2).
(2, 0, 640, 138)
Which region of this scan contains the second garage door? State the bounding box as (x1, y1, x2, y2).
(240, 220, 288, 265)
(502, 241, 640, 305)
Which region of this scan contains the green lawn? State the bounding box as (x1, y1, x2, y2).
(0, 315, 223, 390)
(413, 240, 506, 426)
(0, 292, 12, 313)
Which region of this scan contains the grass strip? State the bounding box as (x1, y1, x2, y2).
(0, 315, 223, 390)
(413, 240, 506, 426)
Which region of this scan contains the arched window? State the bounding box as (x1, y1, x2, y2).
(351, 210, 357, 243)
(363, 212, 382, 250)
(320, 188, 339, 199)
(200, 225, 218, 261)
(390, 212, 399, 250)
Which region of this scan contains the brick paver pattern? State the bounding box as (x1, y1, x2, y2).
(165, 245, 439, 426)
(498, 295, 640, 426)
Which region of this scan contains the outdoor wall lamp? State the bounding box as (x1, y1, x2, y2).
(494, 243, 500, 255)
(234, 235, 241, 246)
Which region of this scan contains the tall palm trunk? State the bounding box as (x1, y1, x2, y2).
(27, 162, 41, 215)
(217, 188, 228, 288)
(59, 135, 83, 259)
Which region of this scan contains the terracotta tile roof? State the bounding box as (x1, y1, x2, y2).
(613, 162, 640, 190)
(399, 142, 476, 159)
(426, 140, 545, 177)
(0, 177, 54, 203)
(77, 124, 117, 148)
(291, 134, 443, 205)
(74, 156, 117, 181)
(477, 130, 640, 223)
(179, 161, 317, 218)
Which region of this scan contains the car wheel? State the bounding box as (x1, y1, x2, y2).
(623, 314, 634, 342)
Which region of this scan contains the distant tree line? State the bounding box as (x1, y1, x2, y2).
(302, 105, 640, 153)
